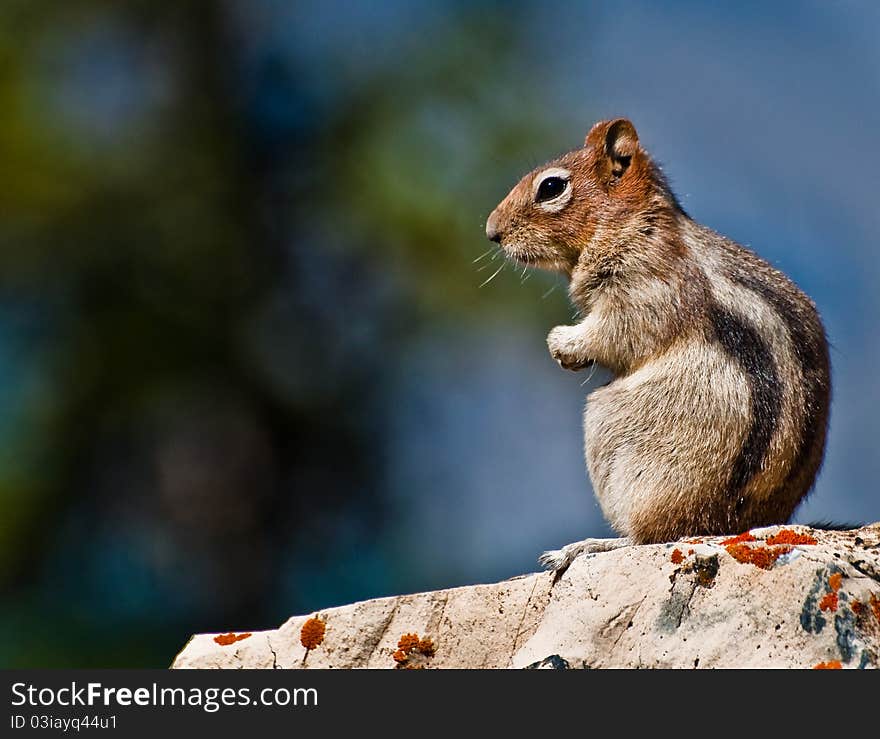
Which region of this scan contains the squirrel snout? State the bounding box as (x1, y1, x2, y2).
(485, 212, 502, 243)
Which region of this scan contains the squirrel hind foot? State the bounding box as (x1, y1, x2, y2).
(539, 537, 631, 578)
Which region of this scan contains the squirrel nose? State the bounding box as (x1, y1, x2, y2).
(485, 213, 502, 243)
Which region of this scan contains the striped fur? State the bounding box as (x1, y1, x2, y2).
(486, 119, 831, 543)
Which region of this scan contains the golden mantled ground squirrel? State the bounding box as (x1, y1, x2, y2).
(486, 119, 831, 571)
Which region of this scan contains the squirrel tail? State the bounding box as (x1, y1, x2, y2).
(805, 520, 862, 531)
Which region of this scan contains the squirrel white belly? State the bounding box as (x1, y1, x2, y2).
(485, 119, 830, 567)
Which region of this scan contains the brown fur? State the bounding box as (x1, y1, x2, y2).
(486, 119, 830, 544)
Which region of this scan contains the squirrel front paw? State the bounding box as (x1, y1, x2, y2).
(547, 325, 593, 371)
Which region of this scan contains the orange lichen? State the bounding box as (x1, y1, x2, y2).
(671, 548, 684, 564)
(721, 532, 756, 546)
(300, 617, 326, 650)
(398, 633, 421, 653)
(688, 549, 695, 555)
(214, 632, 252, 646)
(819, 592, 838, 612)
(725, 543, 790, 569)
(828, 573, 843, 592)
(871, 594, 880, 623)
(851, 600, 863, 615)
(393, 632, 436, 668)
(766, 529, 818, 546)
(813, 660, 842, 670)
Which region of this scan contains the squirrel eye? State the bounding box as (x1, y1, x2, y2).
(535, 176, 568, 202)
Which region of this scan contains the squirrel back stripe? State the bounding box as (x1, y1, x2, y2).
(731, 269, 831, 511)
(707, 302, 783, 507)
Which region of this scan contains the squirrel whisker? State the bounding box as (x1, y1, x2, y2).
(472, 247, 494, 264)
(478, 263, 505, 288)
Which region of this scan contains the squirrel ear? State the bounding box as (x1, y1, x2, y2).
(585, 118, 639, 177)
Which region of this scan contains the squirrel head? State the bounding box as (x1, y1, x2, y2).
(485, 119, 679, 277)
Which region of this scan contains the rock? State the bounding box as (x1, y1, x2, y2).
(171, 523, 880, 669)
